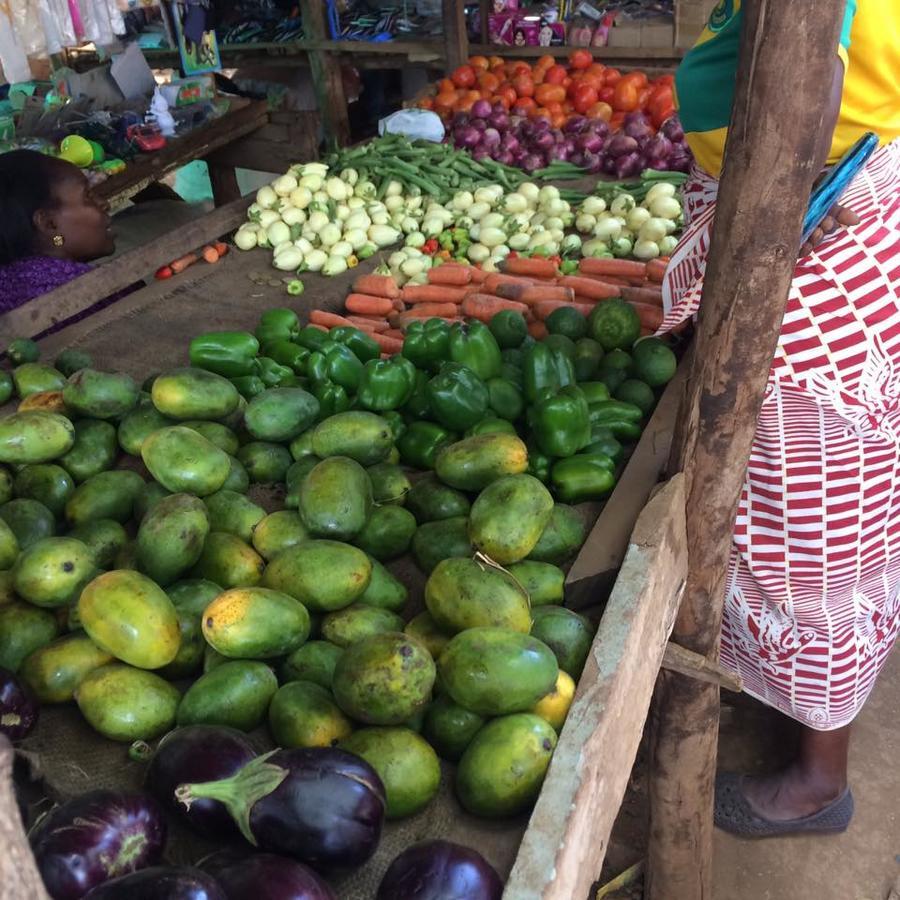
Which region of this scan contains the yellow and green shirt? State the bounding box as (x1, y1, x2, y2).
(675, 0, 900, 177)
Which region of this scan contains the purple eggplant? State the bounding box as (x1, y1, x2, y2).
(31, 790, 166, 900)
(145, 725, 257, 838)
(203, 852, 335, 900)
(376, 840, 504, 900)
(0, 667, 38, 740)
(82, 867, 225, 900)
(177, 748, 385, 871)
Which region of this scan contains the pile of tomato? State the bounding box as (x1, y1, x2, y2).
(417, 49, 676, 133)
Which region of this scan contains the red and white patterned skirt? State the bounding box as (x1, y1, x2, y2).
(661, 140, 900, 730)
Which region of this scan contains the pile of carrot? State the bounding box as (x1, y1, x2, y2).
(303, 256, 668, 358)
(155, 242, 229, 280)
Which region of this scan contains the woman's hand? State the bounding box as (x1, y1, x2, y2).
(801, 202, 860, 257)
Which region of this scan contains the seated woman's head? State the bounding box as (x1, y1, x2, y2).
(0, 149, 114, 267)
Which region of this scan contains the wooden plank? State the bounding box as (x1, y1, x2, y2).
(443, 0, 469, 73)
(646, 1, 849, 896)
(205, 111, 321, 172)
(301, 0, 351, 146)
(662, 642, 743, 692)
(504, 475, 687, 900)
(468, 42, 685, 61)
(95, 100, 268, 210)
(0, 197, 252, 341)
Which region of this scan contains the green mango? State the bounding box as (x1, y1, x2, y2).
(136, 493, 210, 586)
(435, 432, 528, 492)
(59, 419, 118, 482)
(332, 632, 435, 726)
(12, 537, 95, 607)
(269, 680, 353, 749)
(220, 455, 251, 493)
(19, 632, 113, 703)
(244, 388, 320, 442)
(62, 368, 140, 419)
(0, 601, 60, 671)
(298, 456, 372, 540)
(12, 363, 66, 398)
(405, 476, 470, 524)
(117, 404, 173, 456)
(527, 504, 587, 565)
(54, 349, 93, 378)
(203, 644, 229, 673)
(65, 470, 144, 526)
(507, 561, 565, 606)
(262, 540, 371, 612)
(142, 426, 230, 497)
(455, 713, 557, 817)
(151, 367, 239, 421)
(530, 605, 594, 679)
(411, 516, 472, 574)
(251, 510, 308, 561)
(177, 660, 278, 731)
(404, 611, 452, 660)
(321, 603, 404, 648)
(284, 457, 320, 508)
(133, 481, 172, 522)
(278, 640, 344, 689)
(68, 519, 128, 569)
(235, 441, 292, 484)
(166, 578, 222, 614)
(192, 532, 265, 588)
(366, 463, 410, 506)
(311, 411, 393, 466)
(0, 498, 55, 549)
(353, 505, 416, 561)
(75, 663, 180, 741)
(13, 464, 74, 518)
(0, 466, 12, 505)
(0, 516, 19, 569)
(203, 490, 265, 543)
(0, 411, 75, 465)
(289, 430, 316, 460)
(423, 694, 485, 762)
(358, 557, 407, 613)
(180, 420, 240, 455)
(0, 570, 15, 606)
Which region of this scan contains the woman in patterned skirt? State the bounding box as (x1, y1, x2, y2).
(668, 0, 900, 836)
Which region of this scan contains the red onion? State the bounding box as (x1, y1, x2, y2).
(521, 154, 544, 173)
(569, 151, 586, 168)
(495, 151, 514, 166)
(532, 116, 551, 132)
(450, 112, 469, 129)
(581, 151, 603, 174)
(606, 134, 639, 158)
(500, 132, 520, 153)
(602, 156, 619, 175)
(623, 112, 654, 140)
(586, 119, 610, 139)
(563, 116, 588, 134)
(614, 151, 644, 179)
(577, 132, 604, 154)
(472, 148, 491, 162)
(481, 128, 501, 150)
(660, 116, 685, 143)
(455, 126, 481, 149)
(533, 131, 555, 152)
(488, 111, 509, 131)
(491, 100, 506, 115)
(562, 137, 577, 155)
(646, 157, 670, 171)
(470, 118, 487, 132)
(643, 133, 673, 160)
(471, 99, 492, 119)
(668, 149, 693, 173)
(547, 145, 568, 162)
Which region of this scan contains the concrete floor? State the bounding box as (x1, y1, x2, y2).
(714, 646, 900, 900)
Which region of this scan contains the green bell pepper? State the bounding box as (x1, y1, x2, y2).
(526, 438, 552, 484)
(403, 369, 432, 420)
(550, 453, 617, 503)
(588, 400, 644, 441)
(487, 377, 524, 422)
(357, 356, 416, 411)
(397, 421, 456, 470)
(466, 418, 518, 437)
(574, 338, 604, 381)
(189, 331, 260, 378)
(331, 326, 381, 363)
(256, 357, 294, 387)
(549, 345, 577, 390)
(580, 381, 612, 406)
(402, 319, 451, 372)
(448, 320, 502, 381)
(230, 375, 266, 399)
(530, 385, 591, 458)
(382, 410, 407, 442)
(543, 333, 577, 359)
(501, 347, 525, 368)
(312, 379, 351, 417)
(584, 427, 623, 463)
(256, 308, 300, 344)
(500, 363, 524, 388)
(427, 362, 490, 432)
(489, 310, 528, 349)
(523, 343, 560, 405)
(308, 343, 363, 392)
(262, 340, 309, 375)
(296, 325, 332, 352)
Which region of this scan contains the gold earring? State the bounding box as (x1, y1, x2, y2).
(52, 235, 64, 247)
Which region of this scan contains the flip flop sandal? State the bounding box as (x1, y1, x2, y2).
(714, 772, 854, 838)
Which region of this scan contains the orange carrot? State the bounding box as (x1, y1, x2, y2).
(213, 241, 229, 257)
(384, 328, 405, 341)
(201, 245, 220, 264)
(401, 284, 468, 305)
(345, 294, 395, 316)
(308, 322, 329, 332)
(469, 266, 488, 283)
(528, 320, 548, 340)
(578, 258, 647, 279)
(533, 300, 594, 320)
(369, 332, 404, 354)
(557, 275, 621, 300)
(170, 252, 199, 274)
(628, 301, 664, 331)
(646, 259, 668, 284)
(501, 256, 559, 278)
(395, 302, 459, 319)
(461, 293, 529, 322)
(496, 283, 575, 306)
(620, 285, 664, 307)
(392, 298, 406, 312)
(427, 266, 472, 286)
(346, 315, 390, 333)
(352, 273, 400, 299)
(482, 272, 539, 294)
(309, 310, 356, 329)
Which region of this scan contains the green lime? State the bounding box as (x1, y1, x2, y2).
(6, 339, 39, 366)
(599, 348, 634, 375)
(588, 299, 641, 351)
(633, 340, 677, 387)
(489, 310, 528, 349)
(614, 379, 656, 414)
(599, 369, 627, 393)
(545, 306, 588, 341)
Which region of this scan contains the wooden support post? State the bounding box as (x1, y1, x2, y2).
(479, 0, 490, 44)
(645, 1, 847, 897)
(207, 161, 242, 206)
(443, 0, 469, 74)
(300, 0, 351, 147)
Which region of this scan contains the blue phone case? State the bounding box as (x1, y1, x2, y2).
(802, 132, 878, 244)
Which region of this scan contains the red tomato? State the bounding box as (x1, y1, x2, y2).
(437, 78, 454, 94)
(512, 97, 537, 115)
(569, 48, 593, 70)
(654, 74, 675, 87)
(624, 71, 649, 89)
(433, 92, 457, 116)
(479, 72, 500, 92)
(612, 79, 641, 112)
(451, 65, 476, 89)
(468, 55, 489, 71)
(604, 67, 622, 85)
(535, 83, 566, 106)
(638, 87, 653, 108)
(496, 84, 517, 108)
(544, 64, 568, 85)
(512, 61, 532, 77)
(535, 54, 555, 71)
(572, 83, 599, 115)
(587, 101, 613, 122)
(512, 74, 535, 98)
(609, 111, 626, 131)
(647, 85, 675, 126)
(598, 85, 616, 104)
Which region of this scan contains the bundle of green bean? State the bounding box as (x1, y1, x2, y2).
(324, 134, 526, 203)
(557, 169, 689, 206)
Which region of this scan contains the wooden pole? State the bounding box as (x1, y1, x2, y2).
(645, 1, 847, 897)
(443, 0, 469, 74)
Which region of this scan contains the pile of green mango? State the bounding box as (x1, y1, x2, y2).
(0, 334, 601, 821)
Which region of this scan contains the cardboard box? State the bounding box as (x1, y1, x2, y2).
(606, 21, 642, 48)
(641, 17, 675, 48)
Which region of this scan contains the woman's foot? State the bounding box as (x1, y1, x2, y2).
(739, 764, 846, 821)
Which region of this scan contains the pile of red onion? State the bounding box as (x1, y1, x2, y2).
(447, 100, 692, 178)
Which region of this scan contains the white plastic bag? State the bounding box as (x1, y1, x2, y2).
(378, 109, 445, 144)
(0, 6, 32, 83)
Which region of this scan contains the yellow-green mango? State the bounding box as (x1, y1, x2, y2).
(321, 604, 404, 648)
(180, 420, 240, 455)
(298, 456, 372, 540)
(0, 601, 60, 671)
(133, 481, 171, 523)
(203, 490, 265, 543)
(0, 516, 18, 569)
(74, 663, 180, 741)
(78, 569, 181, 669)
(177, 659, 277, 731)
(0, 570, 16, 606)
(151, 367, 239, 421)
(353, 506, 416, 562)
(0, 466, 12, 505)
(527, 504, 587, 565)
(117, 404, 173, 456)
(65, 470, 145, 526)
(68, 519, 128, 569)
(404, 611, 452, 660)
(12, 537, 95, 608)
(59, 419, 118, 483)
(422, 694, 485, 762)
(435, 433, 528, 492)
(269, 680, 353, 749)
(136, 493, 210, 586)
(141, 426, 230, 497)
(311, 411, 393, 466)
(0, 498, 55, 549)
(530, 605, 594, 680)
(358, 557, 407, 613)
(19, 632, 113, 703)
(13, 363, 66, 398)
(0, 412, 75, 465)
(235, 441, 292, 484)
(13, 464, 74, 518)
(192, 532, 264, 588)
(62, 368, 140, 419)
(278, 640, 343, 689)
(244, 388, 320, 443)
(506, 561, 565, 606)
(366, 462, 411, 507)
(251, 511, 308, 561)
(220, 455, 250, 494)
